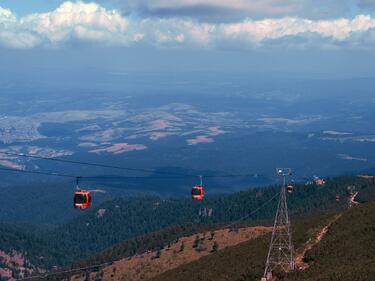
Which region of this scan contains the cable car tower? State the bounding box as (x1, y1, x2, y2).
(263, 168, 295, 280)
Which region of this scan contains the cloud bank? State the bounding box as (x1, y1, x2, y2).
(1, 1, 375, 49)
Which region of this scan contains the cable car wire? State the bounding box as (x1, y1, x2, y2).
(0, 166, 254, 182)
(1, 151, 277, 279)
(15, 262, 113, 280)
(14, 191, 280, 280)
(0, 151, 196, 177)
(0, 166, 76, 179)
(225, 191, 280, 229)
(0, 151, 257, 179)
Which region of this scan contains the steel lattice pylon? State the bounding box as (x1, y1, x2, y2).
(263, 168, 295, 280)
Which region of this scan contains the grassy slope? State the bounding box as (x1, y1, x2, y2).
(151, 201, 375, 281)
(71, 226, 272, 281)
(285, 201, 375, 281)
(150, 214, 335, 281)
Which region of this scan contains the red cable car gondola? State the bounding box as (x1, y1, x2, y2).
(73, 177, 92, 209)
(336, 195, 340, 202)
(74, 190, 92, 209)
(192, 176, 205, 201)
(287, 184, 294, 193)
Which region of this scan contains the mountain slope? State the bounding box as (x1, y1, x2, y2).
(1, 175, 374, 280)
(285, 201, 375, 281)
(150, 201, 375, 281)
(0, 224, 56, 278)
(71, 226, 272, 281)
(45, 175, 375, 265)
(150, 213, 335, 281)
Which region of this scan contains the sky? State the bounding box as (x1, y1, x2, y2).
(1, 0, 375, 79)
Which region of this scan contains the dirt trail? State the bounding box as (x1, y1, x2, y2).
(295, 214, 342, 271)
(350, 191, 359, 205)
(295, 191, 359, 271)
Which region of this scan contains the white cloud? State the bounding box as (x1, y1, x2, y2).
(0, 7, 16, 24)
(0, 31, 41, 49)
(1, 1, 375, 49)
(0, 1, 129, 48)
(221, 15, 375, 43)
(0, 7, 41, 48)
(25, 1, 128, 45)
(133, 17, 215, 46)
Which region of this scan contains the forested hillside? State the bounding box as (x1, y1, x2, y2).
(285, 201, 375, 281)
(45, 175, 374, 265)
(0, 175, 374, 280)
(0, 224, 56, 279)
(151, 201, 375, 281)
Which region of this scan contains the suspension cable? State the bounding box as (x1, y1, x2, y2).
(15, 191, 280, 280)
(0, 151, 257, 179)
(0, 166, 257, 182)
(0, 151, 196, 177)
(0, 166, 76, 179)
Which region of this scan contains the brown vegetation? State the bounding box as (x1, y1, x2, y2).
(70, 226, 271, 281)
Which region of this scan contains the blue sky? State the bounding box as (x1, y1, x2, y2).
(1, 0, 375, 78)
(1, 1, 63, 15)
